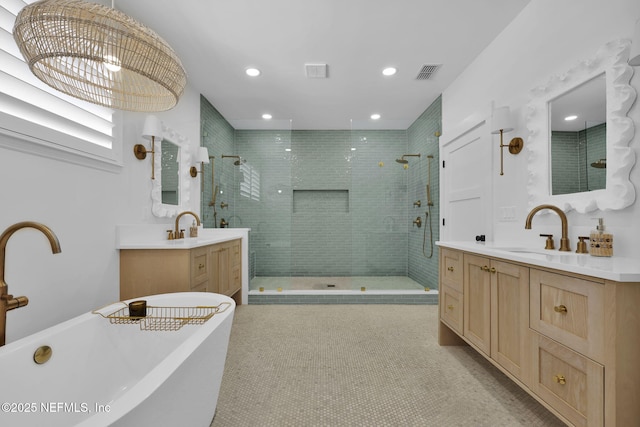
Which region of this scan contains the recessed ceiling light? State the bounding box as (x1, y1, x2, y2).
(370, 114, 381, 120)
(382, 67, 397, 76)
(564, 115, 578, 121)
(245, 67, 261, 77)
(262, 113, 272, 120)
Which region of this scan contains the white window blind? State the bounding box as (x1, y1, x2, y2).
(239, 163, 260, 201)
(0, 0, 120, 167)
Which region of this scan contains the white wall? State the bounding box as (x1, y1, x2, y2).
(441, 0, 640, 258)
(0, 85, 202, 343)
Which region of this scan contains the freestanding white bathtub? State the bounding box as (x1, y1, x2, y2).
(0, 292, 235, 427)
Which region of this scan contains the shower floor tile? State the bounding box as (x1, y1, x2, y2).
(250, 276, 426, 291)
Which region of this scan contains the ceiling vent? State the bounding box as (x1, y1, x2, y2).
(416, 64, 441, 80)
(305, 63, 328, 78)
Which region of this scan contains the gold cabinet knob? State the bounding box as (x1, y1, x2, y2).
(480, 265, 489, 272)
(447, 266, 454, 272)
(198, 263, 205, 270)
(554, 304, 568, 313)
(553, 374, 566, 385)
(490, 267, 496, 273)
(447, 304, 454, 310)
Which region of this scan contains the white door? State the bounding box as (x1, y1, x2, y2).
(440, 120, 492, 242)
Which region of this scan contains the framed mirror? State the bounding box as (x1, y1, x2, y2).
(526, 39, 636, 213)
(151, 125, 191, 217)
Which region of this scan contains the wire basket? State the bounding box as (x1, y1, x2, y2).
(93, 302, 231, 331)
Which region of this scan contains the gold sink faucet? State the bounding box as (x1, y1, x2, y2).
(525, 204, 571, 252)
(174, 211, 201, 239)
(1, 222, 61, 346)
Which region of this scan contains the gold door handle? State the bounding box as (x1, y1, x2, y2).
(553, 374, 566, 385)
(447, 305, 454, 310)
(447, 266, 454, 272)
(554, 304, 568, 313)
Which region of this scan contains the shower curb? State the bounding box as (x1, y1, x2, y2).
(248, 292, 438, 305)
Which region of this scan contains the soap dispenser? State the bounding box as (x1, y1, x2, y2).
(590, 218, 613, 257)
(189, 220, 198, 238)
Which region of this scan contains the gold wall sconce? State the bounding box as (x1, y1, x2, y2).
(134, 115, 163, 179)
(491, 106, 523, 176)
(190, 147, 210, 187)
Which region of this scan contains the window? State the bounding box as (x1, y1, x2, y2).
(0, 0, 121, 169)
(239, 162, 260, 201)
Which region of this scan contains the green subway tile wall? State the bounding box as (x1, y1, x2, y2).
(551, 122, 606, 195)
(200, 94, 441, 291)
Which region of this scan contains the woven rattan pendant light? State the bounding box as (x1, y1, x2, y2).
(13, 0, 187, 112)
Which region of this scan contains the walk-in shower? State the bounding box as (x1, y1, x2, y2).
(200, 95, 442, 302)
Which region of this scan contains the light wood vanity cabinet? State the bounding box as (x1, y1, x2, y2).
(210, 239, 241, 298)
(120, 238, 242, 303)
(529, 269, 605, 426)
(439, 248, 464, 335)
(462, 253, 530, 385)
(439, 247, 640, 426)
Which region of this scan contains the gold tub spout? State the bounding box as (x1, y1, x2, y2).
(525, 205, 571, 252)
(174, 211, 201, 239)
(1, 221, 61, 346)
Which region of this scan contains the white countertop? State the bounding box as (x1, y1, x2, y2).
(437, 241, 640, 282)
(116, 225, 250, 249)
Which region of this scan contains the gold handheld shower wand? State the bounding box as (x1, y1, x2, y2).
(423, 155, 435, 258)
(426, 155, 434, 206)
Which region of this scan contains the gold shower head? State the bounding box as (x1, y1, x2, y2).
(396, 154, 421, 164)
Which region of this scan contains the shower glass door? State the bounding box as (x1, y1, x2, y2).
(233, 120, 293, 291)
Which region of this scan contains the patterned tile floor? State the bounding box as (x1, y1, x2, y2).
(210, 305, 566, 427)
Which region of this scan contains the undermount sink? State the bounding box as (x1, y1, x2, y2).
(493, 247, 575, 257)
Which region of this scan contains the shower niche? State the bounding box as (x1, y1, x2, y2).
(292, 190, 349, 213)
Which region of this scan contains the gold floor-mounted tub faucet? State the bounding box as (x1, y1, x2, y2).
(0, 222, 61, 346)
(525, 204, 571, 252)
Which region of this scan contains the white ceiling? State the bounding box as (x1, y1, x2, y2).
(115, 0, 531, 130)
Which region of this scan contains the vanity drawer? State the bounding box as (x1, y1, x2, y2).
(190, 246, 209, 284)
(440, 248, 463, 293)
(440, 284, 463, 334)
(530, 269, 604, 363)
(531, 332, 603, 427)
